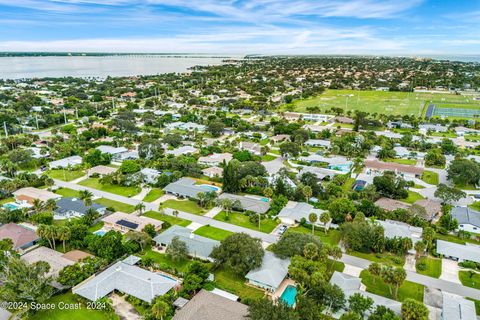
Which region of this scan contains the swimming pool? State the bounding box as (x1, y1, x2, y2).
(280, 285, 297, 307)
(198, 184, 220, 192)
(329, 163, 352, 172)
(94, 229, 107, 236)
(2, 203, 20, 211)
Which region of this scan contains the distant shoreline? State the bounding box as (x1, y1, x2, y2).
(0, 52, 237, 58)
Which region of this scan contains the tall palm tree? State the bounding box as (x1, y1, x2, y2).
(151, 299, 169, 320)
(32, 199, 44, 213)
(308, 213, 318, 235)
(135, 202, 146, 215)
(44, 199, 57, 212)
(58, 226, 71, 253)
(79, 190, 93, 207)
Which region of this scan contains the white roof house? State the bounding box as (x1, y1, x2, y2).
(278, 201, 328, 227)
(442, 292, 476, 320)
(245, 252, 290, 292)
(140, 168, 161, 184)
(198, 153, 233, 166)
(166, 146, 198, 157)
(377, 220, 422, 254)
(73, 256, 177, 303)
(49, 156, 83, 169)
(217, 193, 270, 214)
(436, 240, 480, 263)
(96, 145, 128, 156)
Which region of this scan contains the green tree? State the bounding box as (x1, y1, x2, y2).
(368, 262, 382, 285)
(166, 236, 188, 262)
(119, 159, 141, 174)
(320, 211, 331, 234)
(438, 213, 459, 232)
(271, 232, 323, 259)
(434, 183, 466, 204)
(210, 233, 264, 275)
(348, 293, 374, 317)
(328, 198, 356, 223)
(401, 299, 429, 320)
(207, 121, 225, 137)
(151, 298, 171, 320)
(279, 141, 301, 158)
(447, 159, 480, 186)
(308, 212, 318, 235)
(247, 298, 299, 320)
(422, 227, 435, 251)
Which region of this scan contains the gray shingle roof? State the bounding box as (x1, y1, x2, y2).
(73, 258, 177, 303)
(173, 290, 247, 320)
(245, 252, 290, 290)
(54, 197, 106, 216)
(217, 193, 270, 214)
(153, 225, 219, 260)
(442, 292, 476, 320)
(452, 206, 480, 228)
(278, 201, 325, 222)
(436, 240, 480, 263)
(163, 178, 206, 199)
(377, 219, 423, 247)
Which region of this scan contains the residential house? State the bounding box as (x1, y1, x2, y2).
(377, 220, 423, 254)
(419, 124, 448, 134)
(165, 122, 205, 132)
(217, 193, 270, 214)
(305, 139, 331, 148)
(0, 223, 39, 251)
(299, 154, 352, 171)
(284, 112, 334, 122)
(245, 251, 290, 293)
(278, 201, 330, 227)
(452, 206, 480, 234)
(334, 116, 354, 124)
(330, 271, 401, 316)
(87, 165, 117, 177)
(393, 146, 425, 160)
(115, 150, 139, 162)
(172, 289, 248, 320)
(270, 134, 290, 143)
(164, 178, 217, 199)
(442, 292, 476, 320)
(202, 166, 223, 178)
(413, 199, 442, 221)
(73, 256, 178, 303)
(239, 141, 262, 156)
(96, 145, 128, 160)
(28, 147, 49, 159)
(140, 168, 161, 184)
(21, 246, 75, 277)
(12, 187, 61, 205)
(198, 153, 232, 166)
(364, 160, 424, 179)
(374, 198, 411, 212)
(154, 225, 219, 261)
(166, 146, 199, 157)
(297, 166, 345, 180)
(436, 240, 480, 263)
(54, 197, 107, 219)
(102, 212, 163, 234)
(48, 155, 83, 169)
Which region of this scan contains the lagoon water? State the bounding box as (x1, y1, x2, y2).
(0, 55, 231, 79)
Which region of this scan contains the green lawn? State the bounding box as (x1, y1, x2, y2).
(55, 187, 81, 198)
(79, 178, 141, 197)
(140, 249, 191, 273)
(214, 211, 279, 233)
(469, 202, 480, 212)
(261, 154, 277, 162)
(421, 170, 439, 185)
(459, 271, 480, 289)
(29, 292, 119, 320)
(401, 190, 424, 204)
(455, 182, 478, 190)
(143, 188, 164, 202)
(0, 197, 14, 205)
(161, 199, 205, 215)
(47, 169, 85, 182)
(385, 158, 417, 165)
(360, 270, 424, 302)
(94, 198, 135, 213)
(88, 221, 104, 232)
(194, 225, 234, 241)
(143, 210, 191, 227)
(416, 256, 442, 278)
(342, 177, 356, 192)
(214, 267, 265, 301)
(348, 251, 405, 266)
(287, 225, 342, 246)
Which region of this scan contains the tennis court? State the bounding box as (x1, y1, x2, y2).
(432, 106, 480, 118)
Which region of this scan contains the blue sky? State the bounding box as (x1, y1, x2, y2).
(0, 0, 478, 55)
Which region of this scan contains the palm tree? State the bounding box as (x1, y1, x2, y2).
(302, 186, 312, 202)
(135, 202, 146, 215)
(44, 199, 57, 211)
(151, 299, 169, 320)
(79, 190, 93, 207)
(308, 213, 317, 235)
(58, 226, 71, 253)
(37, 225, 53, 249)
(196, 192, 207, 208)
(32, 199, 44, 213)
(319, 211, 331, 234)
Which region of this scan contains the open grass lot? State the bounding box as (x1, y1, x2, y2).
(143, 210, 191, 227)
(161, 199, 205, 215)
(94, 198, 135, 213)
(47, 169, 85, 182)
(29, 292, 119, 320)
(287, 225, 342, 246)
(385, 158, 417, 165)
(55, 187, 81, 198)
(459, 271, 480, 289)
(140, 249, 192, 273)
(261, 154, 277, 162)
(349, 251, 405, 266)
(88, 221, 104, 232)
(214, 267, 265, 301)
(416, 256, 442, 278)
(214, 211, 279, 233)
(142, 188, 164, 202)
(78, 178, 141, 197)
(194, 225, 234, 241)
(421, 170, 439, 185)
(360, 270, 424, 302)
(401, 190, 424, 204)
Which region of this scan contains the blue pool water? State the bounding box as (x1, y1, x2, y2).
(259, 197, 269, 202)
(329, 163, 352, 172)
(2, 203, 19, 210)
(94, 230, 107, 236)
(198, 184, 220, 192)
(280, 285, 297, 307)
(159, 273, 177, 281)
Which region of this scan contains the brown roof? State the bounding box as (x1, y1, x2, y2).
(173, 290, 247, 320)
(335, 116, 355, 124)
(413, 199, 442, 221)
(365, 160, 424, 175)
(0, 223, 39, 249)
(62, 250, 93, 262)
(375, 198, 411, 211)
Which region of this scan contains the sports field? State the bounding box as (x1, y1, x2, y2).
(281, 89, 480, 117)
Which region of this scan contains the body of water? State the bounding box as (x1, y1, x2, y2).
(0, 55, 233, 79)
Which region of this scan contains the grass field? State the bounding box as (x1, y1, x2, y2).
(421, 170, 439, 185)
(0, 197, 14, 205)
(214, 267, 265, 301)
(281, 89, 480, 118)
(287, 225, 342, 246)
(261, 154, 277, 162)
(94, 198, 135, 213)
(194, 225, 234, 241)
(143, 210, 191, 227)
(348, 251, 405, 266)
(78, 178, 141, 197)
(140, 249, 192, 273)
(143, 188, 164, 202)
(161, 199, 205, 215)
(416, 256, 442, 278)
(385, 158, 417, 165)
(214, 211, 279, 233)
(47, 169, 85, 182)
(459, 271, 480, 289)
(401, 190, 424, 204)
(360, 270, 424, 302)
(55, 187, 81, 198)
(29, 292, 119, 320)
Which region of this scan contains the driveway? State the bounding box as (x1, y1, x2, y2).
(343, 264, 363, 277)
(110, 294, 141, 320)
(262, 156, 284, 175)
(440, 259, 461, 284)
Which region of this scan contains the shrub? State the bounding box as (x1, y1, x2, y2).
(416, 261, 427, 271)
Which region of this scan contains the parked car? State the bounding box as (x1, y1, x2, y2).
(278, 224, 288, 235)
